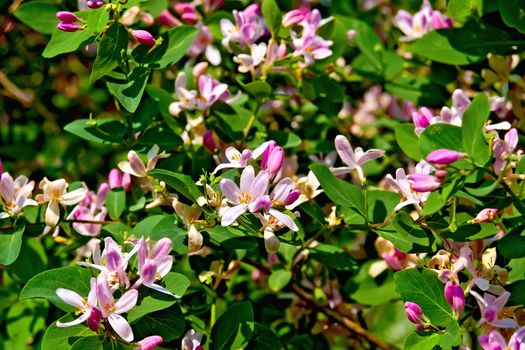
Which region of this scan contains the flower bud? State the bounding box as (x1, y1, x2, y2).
(264, 228, 280, 254)
(56, 11, 81, 23)
(282, 9, 306, 27)
(426, 149, 465, 165)
(57, 22, 84, 32)
(122, 172, 132, 191)
(86, 0, 105, 9)
(136, 335, 163, 350)
(435, 169, 448, 181)
(284, 189, 300, 206)
(174, 3, 199, 24)
(444, 282, 465, 317)
(408, 173, 442, 192)
(131, 30, 156, 46)
(472, 208, 498, 223)
(86, 307, 102, 332)
(158, 10, 180, 28)
(404, 302, 424, 324)
(108, 168, 122, 189)
(203, 130, 217, 153)
(188, 225, 203, 252)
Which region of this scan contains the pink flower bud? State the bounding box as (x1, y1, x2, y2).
(97, 183, 109, 203)
(261, 141, 284, 178)
(277, 42, 287, 58)
(57, 22, 84, 32)
(404, 302, 424, 324)
(435, 169, 448, 181)
(284, 189, 300, 206)
(426, 149, 465, 165)
(282, 9, 306, 27)
(86, 0, 105, 9)
(136, 335, 163, 350)
(131, 30, 156, 46)
(56, 11, 81, 23)
(444, 282, 465, 317)
(412, 107, 433, 129)
(158, 10, 180, 28)
(408, 173, 441, 192)
(108, 168, 122, 189)
(122, 172, 132, 192)
(203, 130, 217, 153)
(86, 307, 102, 332)
(174, 3, 199, 24)
(472, 208, 498, 223)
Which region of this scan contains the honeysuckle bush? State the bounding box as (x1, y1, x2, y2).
(1, 0, 525, 349)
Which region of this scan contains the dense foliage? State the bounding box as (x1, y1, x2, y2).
(1, 0, 525, 349)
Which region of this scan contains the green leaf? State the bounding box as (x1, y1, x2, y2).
(419, 124, 463, 157)
(6, 299, 48, 349)
(268, 269, 292, 292)
(350, 267, 399, 306)
(70, 337, 104, 350)
(404, 332, 441, 350)
(127, 291, 177, 323)
(163, 272, 191, 297)
(20, 267, 92, 312)
(499, 0, 525, 35)
(133, 26, 199, 68)
(0, 225, 24, 265)
(309, 243, 356, 270)
(207, 225, 259, 250)
(462, 94, 490, 164)
(394, 124, 421, 160)
(338, 17, 383, 71)
(407, 21, 525, 65)
(43, 7, 109, 58)
(130, 215, 188, 255)
(106, 188, 126, 219)
(106, 67, 150, 113)
(13, 1, 59, 35)
(394, 268, 454, 326)
(247, 323, 282, 350)
(147, 169, 202, 203)
(498, 232, 525, 258)
(367, 190, 400, 224)
(133, 309, 185, 342)
(385, 75, 445, 106)
(90, 24, 129, 83)
(266, 130, 302, 149)
(309, 163, 365, 217)
(447, 0, 474, 22)
(41, 315, 94, 350)
(211, 301, 254, 350)
(240, 80, 273, 99)
(7, 236, 48, 283)
(389, 212, 434, 252)
(136, 125, 183, 151)
(64, 119, 126, 144)
(261, 0, 282, 36)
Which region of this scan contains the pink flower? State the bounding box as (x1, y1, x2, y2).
(56, 11, 81, 23)
(404, 302, 426, 325)
(444, 282, 465, 318)
(57, 22, 84, 32)
(220, 166, 270, 226)
(169, 73, 229, 114)
(291, 31, 333, 66)
(412, 107, 433, 135)
(118, 145, 170, 178)
(188, 25, 221, 66)
(136, 336, 163, 350)
(261, 141, 284, 179)
(174, 3, 200, 24)
(472, 208, 498, 223)
(0, 172, 37, 218)
(283, 8, 309, 27)
(86, 0, 105, 9)
(158, 10, 181, 27)
(181, 329, 203, 350)
(426, 149, 466, 165)
(56, 278, 101, 330)
(133, 237, 175, 296)
(220, 4, 267, 48)
(408, 173, 442, 192)
(332, 134, 384, 182)
(478, 326, 525, 350)
(470, 290, 517, 328)
(97, 279, 138, 342)
(386, 161, 435, 211)
(394, 0, 453, 41)
(493, 128, 518, 174)
(212, 146, 252, 174)
(131, 30, 156, 46)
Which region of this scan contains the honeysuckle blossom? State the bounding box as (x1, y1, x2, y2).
(470, 290, 517, 328)
(291, 31, 333, 67)
(386, 161, 435, 211)
(181, 329, 203, 350)
(68, 183, 108, 237)
(404, 301, 427, 326)
(220, 166, 270, 226)
(35, 178, 87, 228)
(56, 11, 85, 32)
(169, 72, 229, 115)
(394, 0, 453, 41)
(0, 173, 37, 218)
(97, 278, 138, 342)
(493, 128, 518, 174)
(220, 4, 267, 49)
(56, 277, 102, 331)
(472, 208, 498, 223)
(260, 141, 284, 179)
(287, 171, 323, 209)
(134, 237, 175, 296)
(188, 25, 221, 66)
(108, 168, 132, 191)
(407, 173, 442, 192)
(118, 145, 169, 192)
(174, 3, 200, 24)
(79, 237, 137, 290)
(136, 335, 163, 350)
(86, 0, 105, 9)
(212, 146, 252, 174)
(478, 326, 525, 350)
(120, 6, 154, 26)
(173, 199, 204, 252)
(370, 237, 418, 277)
(234, 42, 267, 74)
(445, 282, 465, 318)
(332, 135, 384, 182)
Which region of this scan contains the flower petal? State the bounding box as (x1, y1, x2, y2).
(335, 135, 356, 168)
(56, 288, 85, 308)
(115, 289, 138, 314)
(60, 188, 87, 206)
(220, 179, 241, 203)
(221, 204, 247, 226)
(56, 313, 89, 328)
(269, 209, 298, 231)
(108, 314, 134, 342)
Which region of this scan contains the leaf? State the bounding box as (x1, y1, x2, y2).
(394, 123, 421, 160)
(247, 323, 282, 350)
(163, 272, 191, 298)
(147, 169, 203, 203)
(261, 0, 282, 37)
(394, 268, 454, 326)
(447, 0, 474, 21)
(389, 212, 434, 252)
(6, 299, 48, 348)
(106, 67, 150, 113)
(498, 232, 525, 259)
(127, 291, 177, 324)
(309, 243, 356, 270)
(64, 119, 126, 144)
(20, 267, 92, 312)
(462, 94, 490, 164)
(268, 269, 292, 292)
(70, 337, 104, 350)
(385, 75, 445, 107)
(266, 130, 302, 149)
(7, 236, 48, 283)
(105, 188, 126, 219)
(130, 215, 188, 255)
(0, 225, 24, 265)
(368, 190, 402, 224)
(309, 164, 366, 216)
(90, 24, 129, 83)
(407, 21, 525, 65)
(338, 17, 383, 71)
(207, 225, 259, 251)
(419, 124, 463, 157)
(43, 7, 109, 58)
(133, 309, 185, 342)
(499, 0, 525, 35)
(240, 80, 273, 99)
(41, 315, 94, 350)
(13, 1, 59, 35)
(404, 332, 441, 350)
(211, 301, 255, 350)
(132, 26, 199, 68)
(136, 125, 183, 151)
